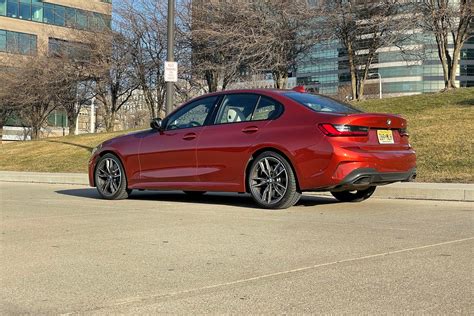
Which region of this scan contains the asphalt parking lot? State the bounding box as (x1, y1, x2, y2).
(1, 182, 472, 314)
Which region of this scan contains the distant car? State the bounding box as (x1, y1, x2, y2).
(89, 88, 416, 209)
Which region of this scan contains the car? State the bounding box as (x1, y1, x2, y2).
(88, 88, 416, 209)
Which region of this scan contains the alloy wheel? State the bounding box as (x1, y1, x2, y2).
(250, 156, 289, 205)
(96, 157, 122, 197)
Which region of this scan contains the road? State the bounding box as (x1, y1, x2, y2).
(1, 182, 472, 314)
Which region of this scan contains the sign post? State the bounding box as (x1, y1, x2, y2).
(165, 0, 176, 117)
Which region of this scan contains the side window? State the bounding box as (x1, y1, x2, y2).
(215, 94, 259, 124)
(166, 96, 217, 130)
(251, 96, 283, 121)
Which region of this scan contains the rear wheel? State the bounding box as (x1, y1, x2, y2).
(248, 151, 301, 209)
(331, 187, 376, 202)
(95, 153, 130, 200)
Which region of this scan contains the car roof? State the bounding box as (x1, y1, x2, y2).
(202, 88, 291, 97)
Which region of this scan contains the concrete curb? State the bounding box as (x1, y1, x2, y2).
(0, 171, 472, 202)
(0, 171, 88, 186)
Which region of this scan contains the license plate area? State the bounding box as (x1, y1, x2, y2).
(377, 130, 394, 144)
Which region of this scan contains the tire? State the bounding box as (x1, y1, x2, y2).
(248, 151, 301, 209)
(94, 153, 130, 200)
(183, 191, 206, 198)
(331, 187, 376, 202)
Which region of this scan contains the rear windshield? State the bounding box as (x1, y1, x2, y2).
(283, 92, 361, 114)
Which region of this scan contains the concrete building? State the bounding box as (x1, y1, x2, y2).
(0, 0, 112, 139)
(0, 0, 111, 60)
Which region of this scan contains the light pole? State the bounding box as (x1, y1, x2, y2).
(368, 72, 383, 99)
(165, 0, 176, 116)
(90, 97, 95, 134)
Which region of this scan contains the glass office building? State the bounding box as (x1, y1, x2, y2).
(297, 19, 473, 97)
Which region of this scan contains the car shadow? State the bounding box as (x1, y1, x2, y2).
(55, 188, 338, 209)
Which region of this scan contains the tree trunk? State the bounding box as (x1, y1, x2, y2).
(448, 37, 463, 89)
(31, 125, 41, 140)
(143, 86, 156, 120)
(105, 111, 116, 132)
(205, 70, 219, 92)
(68, 116, 76, 136)
(347, 45, 358, 101)
(272, 70, 288, 89)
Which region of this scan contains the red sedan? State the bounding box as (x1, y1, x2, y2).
(89, 89, 416, 209)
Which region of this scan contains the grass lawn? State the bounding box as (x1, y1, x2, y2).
(0, 131, 129, 174)
(1, 88, 473, 183)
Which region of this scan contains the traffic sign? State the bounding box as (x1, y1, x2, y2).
(164, 61, 178, 82)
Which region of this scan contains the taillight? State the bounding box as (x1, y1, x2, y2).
(399, 128, 409, 137)
(318, 124, 369, 137)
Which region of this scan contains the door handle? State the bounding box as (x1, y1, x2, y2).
(242, 126, 259, 134)
(183, 133, 197, 140)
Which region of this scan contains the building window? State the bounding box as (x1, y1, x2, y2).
(65, 7, 75, 27)
(53, 5, 65, 26)
(49, 37, 89, 60)
(7, 0, 18, 18)
(43, 3, 53, 23)
(1, 1, 111, 32)
(0, 29, 37, 55)
(0, 30, 6, 51)
(0, 0, 5, 16)
(31, 2, 42, 22)
(19, 0, 31, 20)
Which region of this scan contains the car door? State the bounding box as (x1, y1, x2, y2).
(196, 94, 283, 191)
(139, 96, 218, 185)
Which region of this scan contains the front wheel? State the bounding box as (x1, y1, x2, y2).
(248, 151, 301, 209)
(95, 153, 130, 200)
(331, 187, 376, 202)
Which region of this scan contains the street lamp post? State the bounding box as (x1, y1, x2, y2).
(369, 72, 383, 99)
(165, 0, 176, 116)
(90, 97, 95, 134)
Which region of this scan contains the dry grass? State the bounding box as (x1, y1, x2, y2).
(1, 88, 473, 182)
(0, 131, 129, 173)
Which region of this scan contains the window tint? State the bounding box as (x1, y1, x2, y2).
(284, 92, 361, 114)
(251, 96, 282, 121)
(166, 96, 217, 131)
(215, 94, 259, 124)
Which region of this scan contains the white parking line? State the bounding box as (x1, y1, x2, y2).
(67, 236, 474, 314)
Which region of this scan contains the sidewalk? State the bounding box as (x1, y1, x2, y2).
(0, 171, 472, 202)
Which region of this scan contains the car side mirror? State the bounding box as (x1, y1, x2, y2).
(150, 118, 163, 132)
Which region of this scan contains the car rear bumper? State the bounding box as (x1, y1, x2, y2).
(329, 167, 416, 191)
(308, 167, 417, 192)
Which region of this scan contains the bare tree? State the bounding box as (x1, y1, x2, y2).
(190, 0, 320, 91)
(117, 0, 169, 119)
(418, 0, 472, 90)
(322, 0, 419, 100)
(0, 57, 64, 140)
(190, 1, 245, 92)
(91, 31, 138, 132)
(245, 0, 320, 89)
